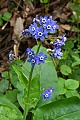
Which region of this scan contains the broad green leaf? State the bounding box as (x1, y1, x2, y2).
(58, 77, 65, 88)
(12, 65, 28, 88)
(65, 79, 79, 90)
(17, 73, 40, 110)
(2, 12, 11, 21)
(33, 97, 80, 120)
(65, 90, 79, 98)
(17, 81, 24, 109)
(0, 95, 23, 120)
(58, 77, 67, 94)
(59, 88, 67, 95)
(0, 80, 9, 93)
(10, 59, 24, 87)
(5, 89, 18, 104)
(60, 65, 71, 76)
(1, 71, 9, 79)
(29, 72, 40, 108)
(10, 69, 19, 88)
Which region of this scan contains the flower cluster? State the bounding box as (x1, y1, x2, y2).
(42, 87, 54, 101)
(22, 15, 59, 41)
(47, 34, 67, 59)
(26, 48, 47, 66)
(22, 15, 67, 60)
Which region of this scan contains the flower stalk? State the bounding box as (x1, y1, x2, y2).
(23, 41, 42, 120)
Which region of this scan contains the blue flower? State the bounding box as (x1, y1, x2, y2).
(52, 48, 63, 59)
(27, 55, 37, 66)
(49, 87, 54, 92)
(34, 27, 47, 40)
(43, 20, 54, 33)
(52, 21, 59, 30)
(22, 29, 30, 36)
(9, 50, 13, 58)
(42, 16, 59, 34)
(53, 39, 64, 48)
(36, 52, 47, 64)
(26, 48, 35, 57)
(29, 22, 38, 36)
(62, 34, 67, 42)
(42, 87, 54, 101)
(40, 16, 48, 25)
(8, 50, 15, 61)
(33, 15, 40, 23)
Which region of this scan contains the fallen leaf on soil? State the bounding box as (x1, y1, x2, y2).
(60, 24, 71, 31)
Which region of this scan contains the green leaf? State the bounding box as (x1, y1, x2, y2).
(0, 95, 23, 120)
(0, 13, 2, 18)
(60, 65, 71, 76)
(17, 81, 24, 109)
(68, 69, 80, 82)
(65, 79, 79, 90)
(62, 41, 74, 50)
(5, 89, 18, 104)
(0, 18, 3, 25)
(1, 71, 9, 79)
(29, 72, 40, 108)
(17, 73, 40, 109)
(12, 65, 28, 88)
(65, 90, 79, 98)
(10, 70, 19, 88)
(58, 77, 67, 94)
(72, 55, 80, 67)
(0, 80, 9, 93)
(72, 55, 80, 62)
(2, 12, 11, 21)
(58, 77, 65, 88)
(72, 61, 80, 67)
(33, 97, 80, 120)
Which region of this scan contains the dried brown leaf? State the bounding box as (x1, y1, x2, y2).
(60, 24, 71, 31)
(12, 17, 24, 39)
(10, 12, 17, 27)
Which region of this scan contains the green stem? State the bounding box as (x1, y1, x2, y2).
(23, 41, 42, 120)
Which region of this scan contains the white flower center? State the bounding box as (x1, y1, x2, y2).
(32, 27, 35, 31)
(28, 51, 32, 55)
(31, 59, 35, 63)
(47, 25, 51, 29)
(40, 56, 44, 60)
(45, 94, 49, 98)
(58, 52, 61, 55)
(38, 32, 43, 36)
(42, 18, 46, 23)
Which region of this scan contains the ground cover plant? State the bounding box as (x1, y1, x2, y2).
(0, 0, 80, 120)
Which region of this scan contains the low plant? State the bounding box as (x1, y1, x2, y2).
(0, 15, 80, 120)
